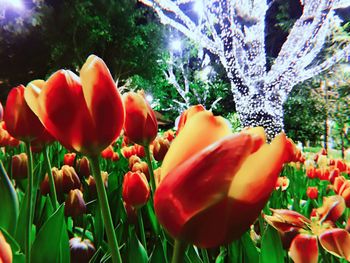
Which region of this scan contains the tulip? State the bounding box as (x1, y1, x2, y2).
(41, 166, 81, 196)
(155, 110, 290, 248)
(265, 195, 349, 262)
(0, 231, 12, 263)
(64, 153, 77, 167)
(0, 122, 20, 147)
(333, 176, 350, 207)
(65, 189, 87, 218)
(275, 176, 289, 191)
(86, 172, 108, 198)
(4, 85, 46, 141)
(11, 153, 28, 180)
(123, 91, 158, 146)
(24, 55, 125, 156)
(76, 157, 91, 179)
(152, 137, 170, 162)
(122, 171, 150, 208)
(176, 104, 205, 135)
(69, 237, 95, 263)
(128, 155, 141, 169)
(306, 187, 318, 200)
(0, 102, 3, 121)
(131, 161, 149, 180)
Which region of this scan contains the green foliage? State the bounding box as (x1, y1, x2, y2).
(284, 82, 326, 145)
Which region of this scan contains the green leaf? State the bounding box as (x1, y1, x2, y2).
(0, 227, 20, 253)
(30, 205, 66, 263)
(260, 225, 284, 263)
(215, 247, 227, 263)
(59, 221, 70, 263)
(149, 238, 167, 263)
(125, 228, 148, 263)
(0, 161, 19, 235)
(185, 245, 202, 263)
(15, 189, 29, 251)
(229, 232, 259, 263)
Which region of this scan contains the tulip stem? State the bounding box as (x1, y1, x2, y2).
(25, 142, 34, 263)
(171, 239, 187, 263)
(137, 209, 147, 251)
(88, 156, 122, 263)
(144, 144, 156, 192)
(43, 145, 58, 210)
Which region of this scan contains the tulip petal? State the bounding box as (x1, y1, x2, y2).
(24, 79, 45, 117)
(264, 209, 310, 233)
(161, 111, 232, 182)
(289, 234, 318, 263)
(176, 104, 205, 135)
(228, 132, 288, 203)
(317, 195, 345, 223)
(33, 70, 93, 152)
(319, 229, 350, 260)
(80, 55, 125, 149)
(155, 132, 264, 247)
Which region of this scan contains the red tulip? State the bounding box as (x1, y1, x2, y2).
(123, 91, 158, 146)
(0, 231, 12, 263)
(4, 84, 46, 141)
(122, 171, 150, 208)
(64, 153, 77, 167)
(306, 187, 318, 200)
(152, 137, 170, 162)
(24, 55, 125, 156)
(155, 110, 290, 247)
(0, 122, 20, 147)
(289, 234, 318, 263)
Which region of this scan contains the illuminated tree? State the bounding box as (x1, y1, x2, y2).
(139, 0, 350, 139)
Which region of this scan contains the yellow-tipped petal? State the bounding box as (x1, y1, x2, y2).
(24, 79, 45, 118)
(161, 111, 231, 182)
(228, 132, 288, 202)
(242, 126, 266, 142)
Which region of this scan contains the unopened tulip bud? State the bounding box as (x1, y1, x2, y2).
(123, 91, 158, 146)
(122, 171, 150, 208)
(306, 187, 318, 200)
(11, 153, 28, 180)
(86, 172, 108, 198)
(152, 137, 170, 162)
(128, 155, 141, 169)
(69, 237, 95, 263)
(131, 161, 149, 181)
(77, 157, 90, 179)
(65, 189, 86, 218)
(61, 165, 81, 193)
(64, 153, 76, 167)
(0, 231, 12, 263)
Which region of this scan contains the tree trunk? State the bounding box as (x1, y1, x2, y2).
(230, 81, 284, 141)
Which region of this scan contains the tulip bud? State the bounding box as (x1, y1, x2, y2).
(122, 171, 150, 208)
(123, 91, 158, 146)
(128, 155, 141, 169)
(65, 189, 86, 218)
(152, 137, 170, 162)
(0, 231, 12, 263)
(64, 153, 76, 167)
(131, 161, 149, 181)
(11, 153, 28, 180)
(101, 145, 119, 161)
(86, 172, 108, 198)
(306, 187, 318, 200)
(76, 157, 91, 179)
(163, 129, 175, 142)
(69, 237, 95, 263)
(41, 166, 81, 196)
(61, 165, 81, 193)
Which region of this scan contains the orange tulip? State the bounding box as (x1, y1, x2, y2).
(176, 104, 205, 135)
(24, 55, 125, 156)
(11, 153, 28, 180)
(154, 110, 290, 248)
(4, 84, 46, 142)
(64, 153, 77, 167)
(123, 91, 158, 146)
(0, 231, 12, 263)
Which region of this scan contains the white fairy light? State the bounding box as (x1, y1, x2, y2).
(139, 0, 350, 139)
(170, 39, 182, 52)
(146, 94, 153, 103)
(0, 0, 24, 10)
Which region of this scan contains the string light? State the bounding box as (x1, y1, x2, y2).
(139, 0, 350, 139)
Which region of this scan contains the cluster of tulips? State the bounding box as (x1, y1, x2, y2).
(1, 54, 349, 263)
